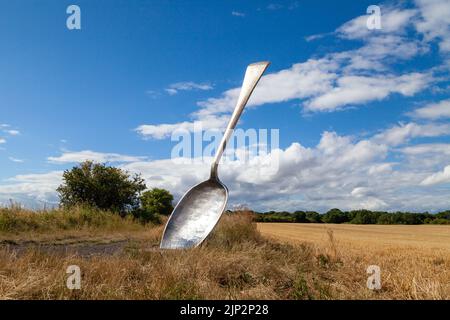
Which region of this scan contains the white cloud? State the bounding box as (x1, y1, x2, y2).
(305, 72, 430, 111)
(373, 122, 450, 146)
(304, 32, 330, 42)
(402, 143, 450, 156)
(231, 11, 245, 17)
(136, 12, 435, 139)
(165, 82, 213, 95)
(414, 0, 450, 53)
(136, 58, 342, 139)
(5, 130, 20, 136)
(421, 165, 450, 186)
(121, 128, 449, 212)
(411, 99, 450, 120)
(337, 7, 417, 40)
(135, 115, 229, 140)
(0, 171, 63, 206)
(5, 1, 450, 212)
(9, 157, 24, 163)
(47, 150, 147, 164)
(0, 138, 5, 144)
(137, 60, 433, 138)
(3, 124, 450, 211)
(333, 35, 429, 72)
(197, 58, 340, 116)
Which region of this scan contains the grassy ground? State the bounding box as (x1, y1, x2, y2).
(0, 208, 448, 299)
(258, 223, 450, 299)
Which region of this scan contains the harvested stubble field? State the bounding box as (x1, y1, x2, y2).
(0, 207, 448, 300)
(258, 223, 450, 299)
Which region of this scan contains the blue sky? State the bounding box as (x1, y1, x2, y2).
(1, 0, 450, 212)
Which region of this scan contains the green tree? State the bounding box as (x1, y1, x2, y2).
(436, 210, 450, 220)
(350, 210, 379, 224)
(138, 188, 174, 222)
(322, 208, 349, 224)
(57, 161, 146, 214)
(306, 211, 322, 223)
(293, 211, 308, 223)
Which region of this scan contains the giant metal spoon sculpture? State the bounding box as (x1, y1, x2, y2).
(160, 61, 270, 249)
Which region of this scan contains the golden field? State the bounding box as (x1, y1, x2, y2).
(0, 207, 449, 300)
(258, 223, 450, 299)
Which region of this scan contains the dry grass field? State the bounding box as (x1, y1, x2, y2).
(0, 207, 448, 300)
(258, 223, 450, 299)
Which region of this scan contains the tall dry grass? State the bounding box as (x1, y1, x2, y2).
(258, 223, 450, 299)
(0, 206, 146, 233)
(0, 210, 448, 299)
(0, 211, 333, 300)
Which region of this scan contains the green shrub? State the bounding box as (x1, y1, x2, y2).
(57, 161, 146, 214)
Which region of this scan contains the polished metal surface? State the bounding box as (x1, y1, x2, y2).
(160, 61, 270, 249)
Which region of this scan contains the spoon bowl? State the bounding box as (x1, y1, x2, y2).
(160, 178, 227, 249)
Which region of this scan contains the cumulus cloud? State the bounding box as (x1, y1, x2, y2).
(402, 143, 450, 156)
(3, 121, 450, 211)
(196, 58, 339, 116)
(336, 7, 417, 40)
(137, 54, 432, 139)
(47, 150, 147, 164)
(122, 127, 449, 212)
(411, 99, 450, 119)
(305, 73, 430, 111)
(128, 125, 449, 212)
(136, 4, 439, 140)
(0, 171, 63, 207)
(3, 1, 450, 212)
(373, 122, 450, 146)
(421, 165, 450, 186)
(414, 0, 450, 53)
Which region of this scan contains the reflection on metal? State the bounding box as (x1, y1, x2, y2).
(160, 61, 270, 249)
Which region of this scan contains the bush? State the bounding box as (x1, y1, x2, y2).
(436, 210, 450, 220)
(322, 208, 349, 224)
(428, 218, 450, 225)
(350, 210, 380, 224)
(206, 211, 262, 248)
(293, 211, 308, 223)
(306, 211, 322, 223)
(57, 161, 146, 214)
(135, 188, 174, 223)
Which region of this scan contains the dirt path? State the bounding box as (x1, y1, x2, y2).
(0, 240, 136, 257)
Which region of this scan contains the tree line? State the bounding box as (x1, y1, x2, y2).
(57, 161, 449, 225)
(254, 208, 450, 225)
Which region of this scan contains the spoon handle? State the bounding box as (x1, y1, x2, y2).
(210, 61, 270, 180)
